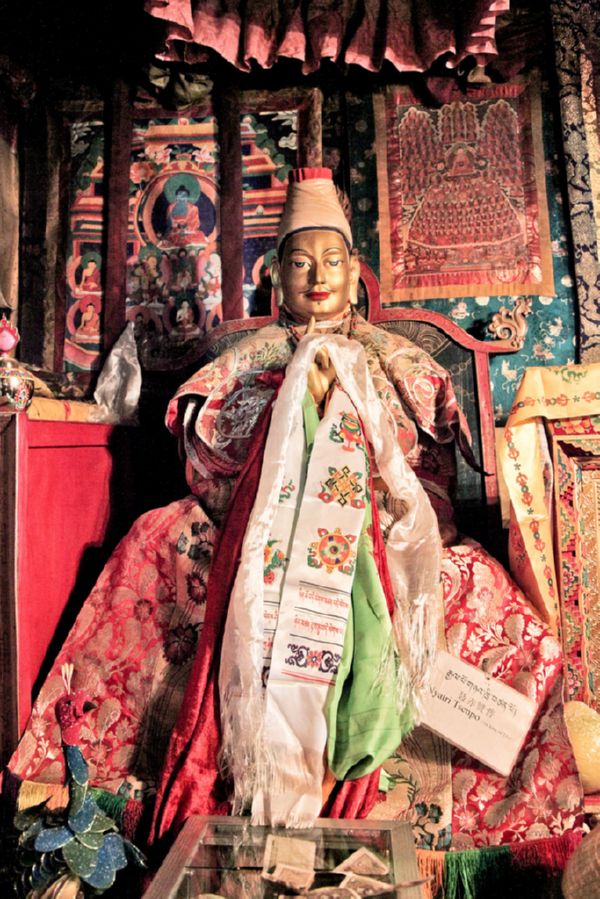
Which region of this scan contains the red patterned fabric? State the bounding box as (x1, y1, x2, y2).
(443, 541, 583, 847)
(7, 318, 583, 853)
(152, 373, 282, 842)
(145, 0, 508, 74)
(8, 497, 216, 793)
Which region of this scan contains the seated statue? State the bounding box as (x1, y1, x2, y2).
(6, 170, 583, 856)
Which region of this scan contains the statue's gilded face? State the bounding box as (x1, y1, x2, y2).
(273, 229, 359, 323)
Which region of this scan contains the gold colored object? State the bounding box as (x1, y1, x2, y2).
(0, 315, 34, 413)
(564, 700, 600, 793)
(488, 296, 533, 350)
(38, 873, 83, 899)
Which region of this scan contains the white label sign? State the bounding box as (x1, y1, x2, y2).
(420, 650, 537, 777)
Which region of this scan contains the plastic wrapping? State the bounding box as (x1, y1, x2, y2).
(91, 323, 141, 424)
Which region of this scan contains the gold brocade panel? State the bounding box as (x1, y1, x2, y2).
(550, 423, 600, 711)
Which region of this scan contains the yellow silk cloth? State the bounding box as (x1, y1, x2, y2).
(27, 396, 100, 422)
(499, 363, 600, 633)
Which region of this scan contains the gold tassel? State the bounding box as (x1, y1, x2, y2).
(417, 848, 446, 899)
(17, 780, 68, 812)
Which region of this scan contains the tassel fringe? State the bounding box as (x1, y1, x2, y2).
(416, 832, 582, 899)
(417, 849, 446, 899)
(510, 829, 582, 872)
(219, 686, 320, 818)
(17, 781, 68, 811)
(91, 789, 145, 841)
(90, 788, 127, 822)
(444, 845, 512, 899)
(122, 798, 145, 841)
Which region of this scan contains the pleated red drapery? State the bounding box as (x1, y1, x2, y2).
(145, 0, 508, 74)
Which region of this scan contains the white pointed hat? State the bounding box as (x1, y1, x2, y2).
(276, 167, 352, 251)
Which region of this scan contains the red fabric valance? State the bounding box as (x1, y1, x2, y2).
(145, 0, 509, 74)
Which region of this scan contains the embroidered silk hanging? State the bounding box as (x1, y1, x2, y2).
(499, 362, 600, 632)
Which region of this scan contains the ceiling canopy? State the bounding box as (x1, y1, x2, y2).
(145, 0, 509, 74)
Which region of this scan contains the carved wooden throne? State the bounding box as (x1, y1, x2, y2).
(163, 262, 531, 549)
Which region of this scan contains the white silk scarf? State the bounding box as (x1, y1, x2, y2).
(219, 333, 442, 827)
(256, 386, 368, 825)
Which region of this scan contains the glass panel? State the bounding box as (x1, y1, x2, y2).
(178, 820, 397, 898)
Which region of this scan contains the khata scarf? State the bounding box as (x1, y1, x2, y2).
(219, 333, 442, 827)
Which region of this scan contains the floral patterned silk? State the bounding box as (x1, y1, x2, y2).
(8, 319, 584, 851)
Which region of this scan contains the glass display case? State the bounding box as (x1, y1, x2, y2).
(144, 815, 423, 898)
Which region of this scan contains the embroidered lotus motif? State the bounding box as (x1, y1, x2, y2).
(187, 571, 208, 605)
(164, 623, 199, 665)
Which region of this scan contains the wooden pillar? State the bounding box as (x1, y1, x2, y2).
(214, 84, 244, 321)
(103, 78, 133, 352)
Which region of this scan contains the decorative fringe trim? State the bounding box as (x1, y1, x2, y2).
(17, 781, 68, 811)
(416, 849, 446, 899)
(91, 790, 145, 840)
(444, 845, 512, 899)
(219, 685, 321, 818)
(13, 781, 145, 842)
(374, 633, 394, 690)
(123, 798, 145, 841)
(418, 831, 583, 899)
(90, 788, 127, 822)
(510, 829, 583, 872)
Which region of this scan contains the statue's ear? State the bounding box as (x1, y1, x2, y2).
(349, 250, 360, 306)
(271, 257, 285, 307)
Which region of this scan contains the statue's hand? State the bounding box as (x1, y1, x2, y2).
(306, 317, 337, 410)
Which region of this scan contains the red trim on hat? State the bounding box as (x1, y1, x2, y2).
(289, 167, 332, 183)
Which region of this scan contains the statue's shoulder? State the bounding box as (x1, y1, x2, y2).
(171, 321, 289, 404)
(215, 320, 291, 375)
(235, 320, 288, 355)
(352, 315, 425, 363)
(166, 321, 290, 434)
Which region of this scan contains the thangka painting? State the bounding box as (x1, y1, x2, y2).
(125, 113, 221, 362)
(60, 90, 321, 374)
(125, 91, 320, 368)
(63, 122, 105, 372)
(241, 89, 322, 317)
(373, 78, 554, 302)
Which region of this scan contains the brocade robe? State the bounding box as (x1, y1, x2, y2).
(7, 314, 584, 849)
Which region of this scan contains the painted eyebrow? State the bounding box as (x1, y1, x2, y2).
(287, 246, 345, 255)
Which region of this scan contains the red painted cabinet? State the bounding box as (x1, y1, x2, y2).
(0, 413, 186, 767)
(0, 416, 123, 765)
